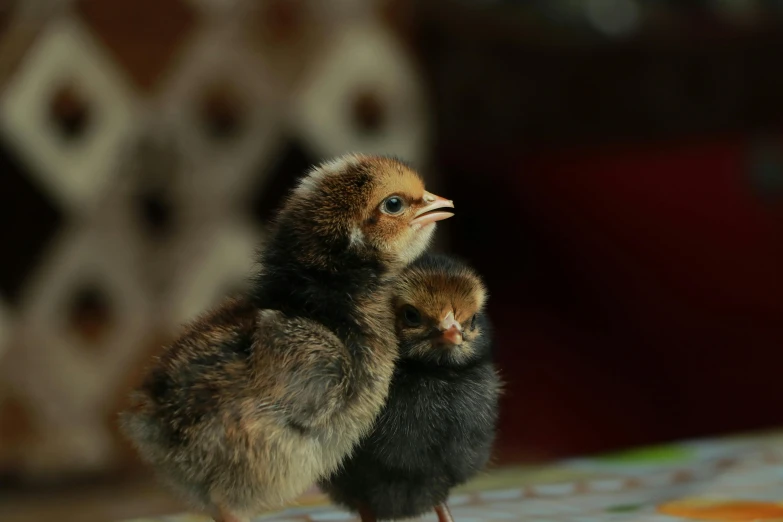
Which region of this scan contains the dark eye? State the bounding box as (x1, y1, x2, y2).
(382, 196, 404, 215)
(402, 305, 422, 327)
(470, 315, 477, 330)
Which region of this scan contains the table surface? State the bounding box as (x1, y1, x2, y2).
(124, 430, 783, 522)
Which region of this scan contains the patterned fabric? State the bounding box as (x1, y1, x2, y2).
(0, 0, 428, 480)
(123, 432, 783, 521)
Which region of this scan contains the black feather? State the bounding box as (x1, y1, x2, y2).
(320, 254, 501, 520)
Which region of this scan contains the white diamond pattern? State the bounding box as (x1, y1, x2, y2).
(0, 16, 139, 212)
(8, 221, 150, 475)
(0, 1, 435, 484)
(292, 21, 429, 166)
(164, 219, 262, 329)
(157, 26, 283, 210)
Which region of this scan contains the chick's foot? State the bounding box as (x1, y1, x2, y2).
(435, 503, 455, 522)
(358, 504, 377, 522)
(211, 506, 249, 522)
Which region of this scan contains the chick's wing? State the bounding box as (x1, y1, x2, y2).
(252, 310, 350, 430)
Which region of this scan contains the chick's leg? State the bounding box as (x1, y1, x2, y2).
(434, 503, 454, 522)
(358, 504, 377, 522)
(211, 506, 249, 522)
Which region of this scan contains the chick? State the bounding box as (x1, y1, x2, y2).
(319, 253, 501, 522)
(119, 155, 455, 522)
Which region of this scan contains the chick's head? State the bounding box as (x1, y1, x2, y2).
(282, 154, 454, 271)
(394, 254, 489, 366)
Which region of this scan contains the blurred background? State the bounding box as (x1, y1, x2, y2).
(1, 0, 782, 520)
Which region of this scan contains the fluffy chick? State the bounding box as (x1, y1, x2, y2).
(119, 155, 455, 522)
(319, 253, 501, 522)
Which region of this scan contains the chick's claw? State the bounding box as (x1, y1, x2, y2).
(211, 505, 248, 522)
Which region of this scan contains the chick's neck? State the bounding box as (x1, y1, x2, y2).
(249, 228, 393, 341)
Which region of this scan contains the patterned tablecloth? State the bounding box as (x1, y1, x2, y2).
(125, 431, 783, 522)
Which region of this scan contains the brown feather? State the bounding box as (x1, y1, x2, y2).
(119, 154, 446, 519)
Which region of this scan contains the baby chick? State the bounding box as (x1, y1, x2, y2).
(119, 155, 455, 522)
(319, 253, 501, 522)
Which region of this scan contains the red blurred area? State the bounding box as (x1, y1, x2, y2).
(444, 137, 783, 461)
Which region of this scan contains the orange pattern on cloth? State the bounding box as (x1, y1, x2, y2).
(658, 498, 783, 520)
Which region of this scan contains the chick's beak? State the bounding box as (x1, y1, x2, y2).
(439, 311, 463, 345)
(410, 191, 454, 229)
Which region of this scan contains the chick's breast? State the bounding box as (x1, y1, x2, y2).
(320, 360, 500, 520)
(372, 363, 500, 479)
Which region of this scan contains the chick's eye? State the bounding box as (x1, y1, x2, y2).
(402, 305, 422, 327)
(382, 196, 404, 215)
(470, 315, 477, 330)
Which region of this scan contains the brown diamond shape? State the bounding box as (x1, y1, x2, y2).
(256, 0, 305, 46)
(351, 88, 388, 136)
(381, 0, 416, 43)
(66, 280, 115, 349)
(244, 0, 324, 87)
(0, 3, 14, 41)
(49, 81, 92, 142)
(199, 81, 246, 142)
(121, 132, 181, 242)
(76, 0, 197, 92)
(0, 389, 38, 472)
(0, 4, 43, 96)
